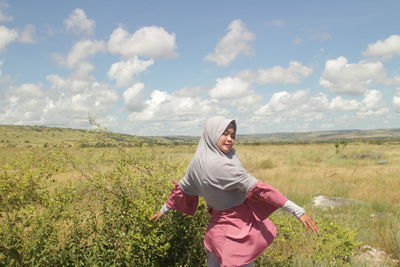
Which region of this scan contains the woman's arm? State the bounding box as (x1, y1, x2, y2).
(281, 200, 305, 218)
(150, 204, 171, 221)
(282, 200, 319, 234)
(247, 181, 319, 234)
(150, 181, 199, 221)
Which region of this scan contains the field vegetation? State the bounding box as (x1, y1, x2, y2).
(0, 125, 399, 266)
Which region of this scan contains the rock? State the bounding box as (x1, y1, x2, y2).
(352, 245, 399, 266)
(378, 160, 389, 165)
(351, 152, 382, 160)
(312, 195, 356, 210)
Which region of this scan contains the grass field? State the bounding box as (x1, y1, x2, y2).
(0, 125, 399, 266)
(239, 143, 400, 261)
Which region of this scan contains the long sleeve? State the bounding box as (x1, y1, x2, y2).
(245, 181, 288, 221)
(160, 203, 171, 214)
(281, 200, 305, 219)
(163, 181, 199, 216)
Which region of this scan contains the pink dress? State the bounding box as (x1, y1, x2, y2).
(165, 181, 288, 267)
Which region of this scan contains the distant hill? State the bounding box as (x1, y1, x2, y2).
(164, 128, 400, 144)
(1, 125, 400, 148)
(236, 128, 400, 144)
(0, 125, 147, 148)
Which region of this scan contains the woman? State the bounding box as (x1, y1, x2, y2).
(151, 116, 319, 267)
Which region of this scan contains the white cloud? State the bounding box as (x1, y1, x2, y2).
(0, 25, 18, 52)
(357, 90, 389, 118)
(328, 96, 361, 111)
(66, 39, 105, 68)
(250, 89, 389, 130)
(394, 93, 400, 113)
(250, 89, 385, 132)
(19, 24, 36, 43)
(229, 92, 263, 113)
(46, 70, 119, 121)
(123, 82, 145, 111)
(204, 19, 254, 66)
(47, 75, 118, 105)
(174, 86, 208, 98)
(209, 77, 250, 99)
(108, 57, 154, 87)
(238, 61, 313, 85)
(308, 93, 330, 111)
(128, 90, 227, 124)
(14, 83, 45, 98)
(53, 39, 106, 77)
(320, 56, 386, 95)
(362, 90, 381, 109)
(108, 26, 177, 58)
(0, 84, 50, 124)
(64, 8, 95, 36)
(44, 75, 118, 127)
(0, 59, 3, 76)
(393, 77, 400, 112)
(394, 74, 400, 86)
(363, 35, 400, 60)
(13, 35, 118, 129)
(47, 73, 92, 94)
(255, 90, 310, 116)
(321, 123, 334, 129)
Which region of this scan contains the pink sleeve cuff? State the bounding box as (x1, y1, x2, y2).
(165, 181, 199, 216)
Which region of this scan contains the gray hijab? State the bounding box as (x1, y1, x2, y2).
(179, 116, 257, 210)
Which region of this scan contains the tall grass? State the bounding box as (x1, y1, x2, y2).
(239, 143, 400, 262)
(0, 141, 399, 265)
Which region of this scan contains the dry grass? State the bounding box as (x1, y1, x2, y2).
(238, 143, 399, 203)
(237, 143, 400, 261)
(1, 142, 399, 262)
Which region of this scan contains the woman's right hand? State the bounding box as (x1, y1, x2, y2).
(150, 211, 164, 221)
(299, 213, 319, 234)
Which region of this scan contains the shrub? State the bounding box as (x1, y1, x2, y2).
(256, 213, 362, 266)
(0, 147, 361, 266)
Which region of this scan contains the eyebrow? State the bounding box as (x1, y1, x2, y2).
(224, 130, 236, 137)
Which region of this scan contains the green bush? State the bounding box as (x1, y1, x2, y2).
(256, 213, 362, 266)
(0, 147, 361, 266)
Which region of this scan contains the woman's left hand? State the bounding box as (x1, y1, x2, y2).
(299, 213, 319, 234)
(150, 211, 164, 221)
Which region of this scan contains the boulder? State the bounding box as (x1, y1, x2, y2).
(352, 245, 399, 266)
(312, 195, 355, 210)
(351, 152, 382, 159)
(378, 160, 389, 165)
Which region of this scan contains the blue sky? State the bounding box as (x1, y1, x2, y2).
(0, 1, 400, 135)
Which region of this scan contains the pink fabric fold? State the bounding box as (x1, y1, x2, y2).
(204, 182, 288, 267)
(165, 181, 199, 216)
(164, 181, 288, 266)
(245, 181, 288, 221)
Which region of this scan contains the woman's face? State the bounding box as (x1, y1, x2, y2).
(217, 127, 235, 153)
